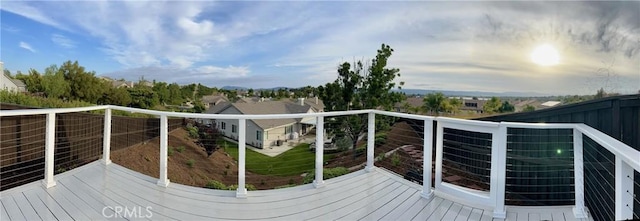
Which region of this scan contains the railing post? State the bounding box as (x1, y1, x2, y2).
(615, 156, 634, 220)
(42, 112, 57, 188)
(490, 124, 507, 219)
(572, 129, 587, 218)
(365, 112, 375, 172)
(421, 119, 434, 199)
(313, 116, 325, 188)
(434, 121, 444, 191)
(157, 115, 170, 187)
(236, 119, 248, 198)
(102, 108, 112, 165)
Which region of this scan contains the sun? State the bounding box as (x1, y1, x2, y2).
(530, 44, 560, 66)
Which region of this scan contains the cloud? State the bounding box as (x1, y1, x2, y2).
(19, 42, 35, 53)
(103, 65, 251, 86)
(51, 34, 76, 48)
(195, 65, 250, 78)
(1, 2, 69, 31)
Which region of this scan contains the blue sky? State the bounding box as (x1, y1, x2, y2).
(1, 1, 639, 95)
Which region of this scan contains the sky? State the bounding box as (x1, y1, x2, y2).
(1, 1, 639, 95)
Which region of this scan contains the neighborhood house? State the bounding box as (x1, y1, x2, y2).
(207, 97, 324, 149)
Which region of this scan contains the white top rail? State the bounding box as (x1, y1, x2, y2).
(0, 105, 110, 116)
(372, 110, 435, 121)
(499, 122, 576, 129)
(437, 117, 500, 128)
(576, 124, 640, 172)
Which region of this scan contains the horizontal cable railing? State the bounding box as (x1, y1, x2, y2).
(0, 105, 638, 220)
(505, 128, 575, 206)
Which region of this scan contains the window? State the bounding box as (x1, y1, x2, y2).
(285, 125, 293, 134)
(257, 131, 262, 140)
(221, 122, 226, 130)
(232, 124, 237, 133)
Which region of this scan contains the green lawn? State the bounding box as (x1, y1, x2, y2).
(220, 140, 333, 176)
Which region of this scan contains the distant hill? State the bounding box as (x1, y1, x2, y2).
(395, 89, 549, 97)
(221, 86, 290, 91)
(221, 86, 248, 90)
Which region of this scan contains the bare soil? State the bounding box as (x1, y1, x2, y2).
(111, 128, 302, 190)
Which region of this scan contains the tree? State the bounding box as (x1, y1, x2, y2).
(59, 61, 107, 103)
(483, 97, 502, 114)
(15, 69, 43, 93)
(523, 105, 536, 112)
(247, 88, 254, 97)
(152, 82, 170, 105)
(499, 101, 515, 113)
(128, 85, 159, 108)
(423, 92, 447, 115)
(41, 65, 70, 99)
(101, 87, 132, 106)
(318, 44, 404, 151)
(167, 83, 184, 105)
(445, 97, 462, 114)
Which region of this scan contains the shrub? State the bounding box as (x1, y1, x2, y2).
(176, 146, 185, 153)
(186, 159, 195, 168)
(391, 153, 401, 167)
(186, 125, 199, 139)
(205, 180, 227, 190)
(227, 184, 256, 191)
(168, 147, 174, 156)
(303, 167, 349, 184)
(374, 133, 387, 146)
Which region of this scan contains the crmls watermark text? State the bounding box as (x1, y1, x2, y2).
(102, 206, 153, 218)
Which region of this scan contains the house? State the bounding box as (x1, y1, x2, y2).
(111, 80, 135, 88)
(201, 94, 229, 109)
(394, 97, 423, 113)
(460, 99, 487, 113)
(207, 98, 324, 149)
(1, 62, 26, 93)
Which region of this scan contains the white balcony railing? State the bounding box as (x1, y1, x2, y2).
(0, 105, 638, 220)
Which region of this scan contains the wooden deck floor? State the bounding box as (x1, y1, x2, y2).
(0, 161, 591, 221)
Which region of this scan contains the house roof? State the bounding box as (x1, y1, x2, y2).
(202, 95, 229, 104)
(3, 73, 26, 87)
(211, 100, 320, 130)
(395, 97, 423, 108)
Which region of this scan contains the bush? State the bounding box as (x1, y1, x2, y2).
(205, 180, 256, 191)
(176, 146, 185, 153)
(205, 180, 227, 189)
(168, 147, 174, 156)
(186, 125, 199, 139)
(303, 167, 349, 184)
(391, 153, 401, 167)
(374, 133, 387, 146)
(227, 184, 256, 191)
(186, 159, 195, 168)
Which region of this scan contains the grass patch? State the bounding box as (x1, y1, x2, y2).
(221, 140, 333, 176)
(186, 159, 195, 168)
(176, 146, 185, 153)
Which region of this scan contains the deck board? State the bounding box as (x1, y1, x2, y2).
(0, 162, 594, 221)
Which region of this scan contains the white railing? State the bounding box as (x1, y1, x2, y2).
(1, 105, 638, 220)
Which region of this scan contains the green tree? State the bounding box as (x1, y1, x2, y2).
(318, 44, 404, 150)
(445, 97, 462, 114)
(128, 85, 159, 108)
(423, 92, 447, 115)
(523, 105, 536, 112)
(152, 82, 170, 105)
(41, 65, 70, 99)
(167, 83, 183, 105)
(247, 88, 254, 97)
(499, 101, 515, 113)
(101, 87, 132, 106)
(59, 61, 106, 103)
(483, 97, 502, 114)
(15, 69, 43, 93)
